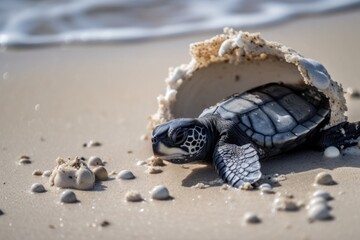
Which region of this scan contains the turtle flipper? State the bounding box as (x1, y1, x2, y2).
(214, 142, 261, 188)
(314, 121, 360, 150)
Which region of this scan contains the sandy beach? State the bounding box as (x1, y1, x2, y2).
(1, 9, 360, 240)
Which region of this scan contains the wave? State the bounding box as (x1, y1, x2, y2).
(1, 0, 360, 48)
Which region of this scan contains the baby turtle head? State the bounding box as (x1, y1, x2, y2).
(152, 118, 210, 163)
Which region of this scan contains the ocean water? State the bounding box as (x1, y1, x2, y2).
(0, 0, 360, 48)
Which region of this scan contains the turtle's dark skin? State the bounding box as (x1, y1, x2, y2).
(152, 83, 360, 188)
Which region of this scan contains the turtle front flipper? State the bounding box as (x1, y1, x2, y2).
(214, 141, 261, 188)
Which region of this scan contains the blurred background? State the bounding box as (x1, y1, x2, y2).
(1, 0, 360, 48)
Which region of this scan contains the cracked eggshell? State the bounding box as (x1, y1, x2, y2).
(49, 157, 95, 190)
(149, 29, 347, 129)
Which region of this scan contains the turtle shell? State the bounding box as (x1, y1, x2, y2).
(199, 83, 330, 155)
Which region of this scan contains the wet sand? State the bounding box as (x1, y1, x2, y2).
(1, 10, 360, 240)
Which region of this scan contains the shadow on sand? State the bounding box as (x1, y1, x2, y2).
(181, 148, 360, 188)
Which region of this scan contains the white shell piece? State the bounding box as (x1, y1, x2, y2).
(149, 29, 347, 130)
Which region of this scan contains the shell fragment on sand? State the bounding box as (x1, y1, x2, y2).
(42, 170, 52, 177)
(307, 204, 332, 222)
(191, 183, 210, 189)
(273, 197, 300, 212)
(314, 172, 336, 185)
(145, 166, 163, 174)
(32, 170, 43, 176)
(259, 183, 274, 194)
(312, 190, 333, 200)
(147, 156, 166, 166)
(19, 158, 31, 164)
(83, 140, 102, 148)
(307, 190, 334, 222)
(125, 190, 143, 202)
(117, 170, 135, 180)
(243, 212, 261, 224)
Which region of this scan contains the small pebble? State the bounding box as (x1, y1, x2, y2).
(84, 141, 102, 148)
(109, 171, 117, 176)
(273, 197, 299, 211)
(88, 156, 103, 167)
(312, 190, 333, 200)
(60, 190, 78, 203)
(308, 204, 332, 222)
(19, 158, 31, 164)
(314, 172, 335, 185)
(191, 183, 210, 189)
(32, 170, 43, 176)
(243, 212, 261, 224)
(48, 224, 55, 229)
(117, 170, 135, 180)
(308, 197, 330, 209)
(125, 190, 143, 202)
(324, 146, 340, 158)
(241, 182, 254, 190)
(30, 183, 46, 193)
(140, 134, 149, 141)
(221, 184, 230, 190)
(272, 174, 287, 183)
(150, 185, 171, 200)
(136, 160, 147, 166)
(100, 220, 110, 227)
(93, 166, 108, 181)
(19, 155, 30, 160)
(259, 183, 273, 194)
(42, 170, 52, 177)
(347, 87, 360, 98)
(147, 156, 166, 166)
(145, 166, 163, 174)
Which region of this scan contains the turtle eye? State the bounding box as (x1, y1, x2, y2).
(172, 129, 187, 145)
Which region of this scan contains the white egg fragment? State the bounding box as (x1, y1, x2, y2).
(49, 157, 95, 190)
(149, 29, 346, 132)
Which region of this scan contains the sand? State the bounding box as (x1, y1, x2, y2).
(1, 10, 360, 240)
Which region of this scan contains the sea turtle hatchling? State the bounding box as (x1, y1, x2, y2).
(152, 83, 360, 188)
